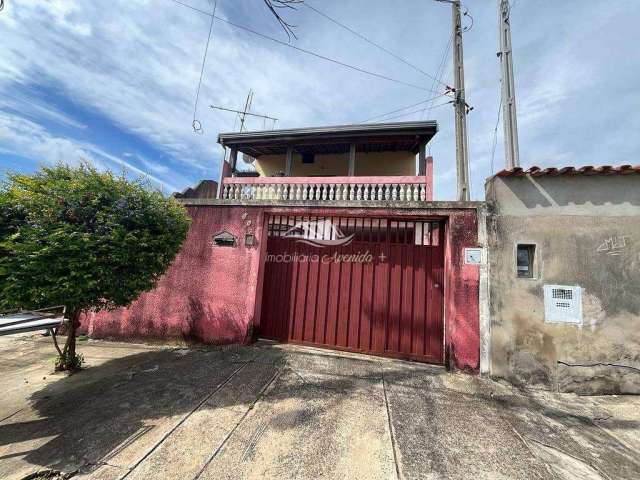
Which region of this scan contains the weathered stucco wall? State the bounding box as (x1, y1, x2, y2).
(84, 206, 265, 344)
(486, 174, 640, 394)
(84, 203, 481, 372)
(255, 151, 416, 177)
(443, 209, 481, 371)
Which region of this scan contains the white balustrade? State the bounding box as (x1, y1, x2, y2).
(220, 179, 429, 203)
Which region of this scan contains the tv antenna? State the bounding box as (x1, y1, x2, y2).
(212, 90, 279, 163)
(210, 90, 278, 132)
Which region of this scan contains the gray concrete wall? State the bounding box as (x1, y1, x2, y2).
(486, 174, 640, 394)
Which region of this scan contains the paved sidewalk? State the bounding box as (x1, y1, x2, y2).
(0, 334, 638, 479)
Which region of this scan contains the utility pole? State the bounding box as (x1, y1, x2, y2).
(435, 0, 471, 200)
(498, 0, 520, 169)
(451, 1, 471, 201)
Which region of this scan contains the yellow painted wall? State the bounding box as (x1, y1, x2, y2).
(254, 151, 416, 177)
(355, 151, 415, 176)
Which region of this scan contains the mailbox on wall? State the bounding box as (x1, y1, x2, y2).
(213, 231, 236, 247)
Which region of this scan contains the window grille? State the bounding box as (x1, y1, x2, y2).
(266, 215, 442, 246)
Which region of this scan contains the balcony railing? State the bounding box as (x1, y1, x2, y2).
(220, 176, 431, 202)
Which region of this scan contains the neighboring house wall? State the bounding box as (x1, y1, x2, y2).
(173, 180, 218, 199)
(84, 202, 481, 372)
(255, 151, 416, 177)
(486, 174, 640, 394)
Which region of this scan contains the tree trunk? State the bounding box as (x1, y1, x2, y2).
(59, 308, 81, 371)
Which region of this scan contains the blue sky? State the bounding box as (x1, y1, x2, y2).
(1, 0, 639, 199)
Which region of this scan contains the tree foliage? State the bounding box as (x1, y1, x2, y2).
(0, 163, 190, 369)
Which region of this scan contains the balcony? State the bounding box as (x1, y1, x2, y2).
(215, 121, 438, 205)
(220, 175, 431, 203)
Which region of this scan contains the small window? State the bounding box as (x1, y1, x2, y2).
(516, 244, 535, 278)
(302, 152, 315, 164)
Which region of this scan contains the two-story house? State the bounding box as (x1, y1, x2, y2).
(84, 121, 484, 372)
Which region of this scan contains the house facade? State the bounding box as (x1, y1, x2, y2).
(84, 122, 485, 372)
(485, 166, 640, 394)
(82, 119, 640, 393)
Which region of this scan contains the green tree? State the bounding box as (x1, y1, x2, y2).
(0, 163, 190, 371)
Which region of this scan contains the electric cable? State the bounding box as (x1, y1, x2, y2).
(361, 93, 449, 123)
(167, 0, 439, 94)
(304, 2, 449, 88)
(422, 32, 453, 122)
(490, 94, 502, 174)
(191, 0, 219, 134)
(372, 99, 453, 122)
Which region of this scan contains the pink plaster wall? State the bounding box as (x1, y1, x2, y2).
(83, 206, 265, 344)
(425, 157, 434, 200)
(83, 204, 479, 371)
(443, 210, 480, 372)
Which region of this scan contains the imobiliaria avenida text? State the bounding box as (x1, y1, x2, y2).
(266, 250, 378, 264)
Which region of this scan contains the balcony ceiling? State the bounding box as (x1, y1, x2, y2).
(217, 121, 438, 157)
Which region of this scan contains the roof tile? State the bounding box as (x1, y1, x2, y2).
(496, 165, 640, 177)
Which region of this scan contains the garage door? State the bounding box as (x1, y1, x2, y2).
(259, 215, 444, 364)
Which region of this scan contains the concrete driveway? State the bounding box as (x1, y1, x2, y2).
(0, 335, 638, 480)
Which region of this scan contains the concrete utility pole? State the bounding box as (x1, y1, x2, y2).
(498, 0, 520, 169)
(451, 1, 471, 201)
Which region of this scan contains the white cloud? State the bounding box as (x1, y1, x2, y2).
(0, 93, 88, 130)
(0, 0, 451, 177)
(139, 155, 171, 175)
(31, 0, 93, 36)
(0, 113, 91, 166)
(0, 0, 639, 199)
(0, 111, 181, 192)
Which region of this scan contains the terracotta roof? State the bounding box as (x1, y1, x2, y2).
(496, 165, 640, 177)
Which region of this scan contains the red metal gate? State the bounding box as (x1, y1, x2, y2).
(259, 215, 444, 363)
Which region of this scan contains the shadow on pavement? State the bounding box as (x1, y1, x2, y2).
(0, 342, 438, 476)
(2, 340, 637, 480)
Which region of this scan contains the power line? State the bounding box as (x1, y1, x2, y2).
(422, 31, 452, 155)
(169, 0, 211, 16)
(360, 94, 449, 123)
(304, 2, 449, 88)
(192, 0, 219, 134)
(461, 5, 474, 32)
(370, 100, 453, 123)
(422, 32, 453, 121)
(167, 0, 440, 94)
(216, 15, 439, 93)
(437, 0, 471, 200)
(490, 94, 502, 174)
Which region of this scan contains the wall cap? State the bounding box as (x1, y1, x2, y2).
(176, 198, 485, 209)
